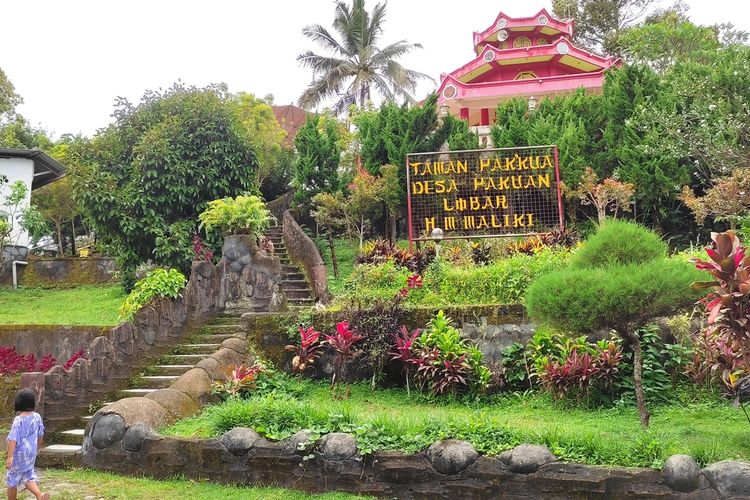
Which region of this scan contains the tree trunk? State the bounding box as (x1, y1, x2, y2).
(623, 328, 650, 427)
(70, 218, 77, 255)
(359, 214, 365, 249)
(390, 213, 397, 242)
(55, 222, 64, 256)
(327, 231, 339, 278)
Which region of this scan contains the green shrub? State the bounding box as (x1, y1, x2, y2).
(339, 261, 411, 305)
(526, 259, 703, 333)
(198, 194, 274, 236)
(570, 219, 666, 268)
(118, 267, 187, 320)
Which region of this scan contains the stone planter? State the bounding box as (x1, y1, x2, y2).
(218, 234, 285, 311)
(0, 374, 20, 422)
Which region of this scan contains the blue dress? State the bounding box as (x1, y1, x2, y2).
(5, 412, 44, 488)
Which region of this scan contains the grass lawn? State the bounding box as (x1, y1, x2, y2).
(162, 376, 750, 469)
(16, 469, 369, 499)
(0, 285, 125, 325)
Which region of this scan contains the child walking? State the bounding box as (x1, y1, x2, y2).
(5, 389, 49, 500)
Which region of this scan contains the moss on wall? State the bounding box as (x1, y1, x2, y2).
(12, 257, 116, 288)
(0, 375, 20, 424)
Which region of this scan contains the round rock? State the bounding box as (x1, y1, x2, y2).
(502, 444, 556, 473)
(704, 460, 750, 498)
(90, 413, 126, 449)
(122, 422, 151, 452)
(220, 427, 262, 455)
(663, 454, 701, 492)
(319, 432, 357, 461)
(282, 430, 315, 455)
(427, 439, 479, 475)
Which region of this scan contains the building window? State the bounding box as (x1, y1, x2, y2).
(514, 71, 538, 80)
(513, 37, 532, 48)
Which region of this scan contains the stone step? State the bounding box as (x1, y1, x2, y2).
(58, 428, 85, 445)
(289, 297, 315, 305)
(150, 364, 194, 375)
(137, 375, 181, 388)
(166, 354, 208, 363)
(173, 343, 221, 354)
(118, 388, 158, 397)
(202, 323, 243, 332)
(38, 444, 82, 468)
(284, 289, 312, 299)
(204, 333, 238, 342)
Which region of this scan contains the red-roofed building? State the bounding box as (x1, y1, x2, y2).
(272, 104, 309, 148)
(437, 9, 620, 142)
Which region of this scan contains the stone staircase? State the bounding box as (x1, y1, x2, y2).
(38, 315, 245, 466)
(265, 225, 315, 308)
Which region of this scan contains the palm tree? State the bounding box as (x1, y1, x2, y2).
(297, 0, 433, 114)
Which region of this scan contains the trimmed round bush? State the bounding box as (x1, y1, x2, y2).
(570, 220, 667, 269)
(525, 259, 704, 333)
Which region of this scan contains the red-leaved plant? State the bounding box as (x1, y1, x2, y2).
(692, 230, 750, 387)
(285, 326, 324, 375)
(540, 344, 622, 403)
(432, 355, 470, 395)
(192, 234, 214, 262)
(64, 349, 88, 370)
(211, 363, 264, 399)
(390, 326, 421, 395)
(36, 354, 57, 373)
(325, 321, 363, 398)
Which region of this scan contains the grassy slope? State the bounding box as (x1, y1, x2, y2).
(32, 469, 369, 499)
(162, 378, 750, 469)
(0, 285, 125, 325)
(316, 237, 408, 297)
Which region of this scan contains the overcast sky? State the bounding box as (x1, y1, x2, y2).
(2, 0, 747, 138)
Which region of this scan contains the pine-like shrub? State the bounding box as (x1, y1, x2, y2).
(570, 219, 666, 269)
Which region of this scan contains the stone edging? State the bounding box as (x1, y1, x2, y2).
(80, 406, 747, 499)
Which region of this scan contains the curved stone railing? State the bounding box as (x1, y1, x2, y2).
(282, 210, 330, 304)
(266, 191, 294, 223)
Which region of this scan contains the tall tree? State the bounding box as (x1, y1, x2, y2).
(554, 0, 657, 56)
(0, 68, 21, 124)
(292, 114, 343, 207)
(297, 0, 433, 113)
(73, 83, 258, 272)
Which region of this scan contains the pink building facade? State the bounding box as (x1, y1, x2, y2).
(436, 9, 620, 141)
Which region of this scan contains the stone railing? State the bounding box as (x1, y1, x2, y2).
(282, 210, 329, 304)
(18, 236, 282, 424)
(266, 191, 294, 224)
(4, 257, 116, 287)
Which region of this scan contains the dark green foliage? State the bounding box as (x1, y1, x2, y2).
(356, 94, 453, 194)
(616, 324, 677, 404)
(570, 220, 667, 268)
(292, 115, 342, 207)
(260, 147, 294, 201)
(446, 116, 479, 151)
(525, 259, 703, 333)
(73, 83, 257, 272)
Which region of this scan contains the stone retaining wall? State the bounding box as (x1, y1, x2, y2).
(3, 257, 117, 287)
(80, 425, 742, 499)
(0, 325, 105, 363)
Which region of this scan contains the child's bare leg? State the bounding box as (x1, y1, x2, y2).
(24, 479, 47, 500)
(7, 486, 18, 500)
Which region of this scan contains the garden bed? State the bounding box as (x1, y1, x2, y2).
(161, 377, 749, 469)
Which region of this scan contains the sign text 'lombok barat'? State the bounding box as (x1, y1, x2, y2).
(406, 145, 563, 243)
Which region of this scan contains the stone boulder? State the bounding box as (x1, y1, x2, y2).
(319, 432, 357, 461)
(89, 413, 126, 449)
(220, 427, 262, 455)
(663, 454, 701, 492)
(170, 368, 213, 405)
(282, 430, 315, 455)
(427, 439, 479, 475)
(210, 347, 243, 368)
(99, 397, 171, 429)
(499, 444, 557, 473)
(122, 422, 152, 452)
(222, 337, 247, 355)
(704, 460, 750, 498)
(145, 389, 199, 419)
(195, 357, 222, 379)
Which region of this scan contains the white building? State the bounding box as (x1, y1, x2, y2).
(0, 148, 66, 248)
